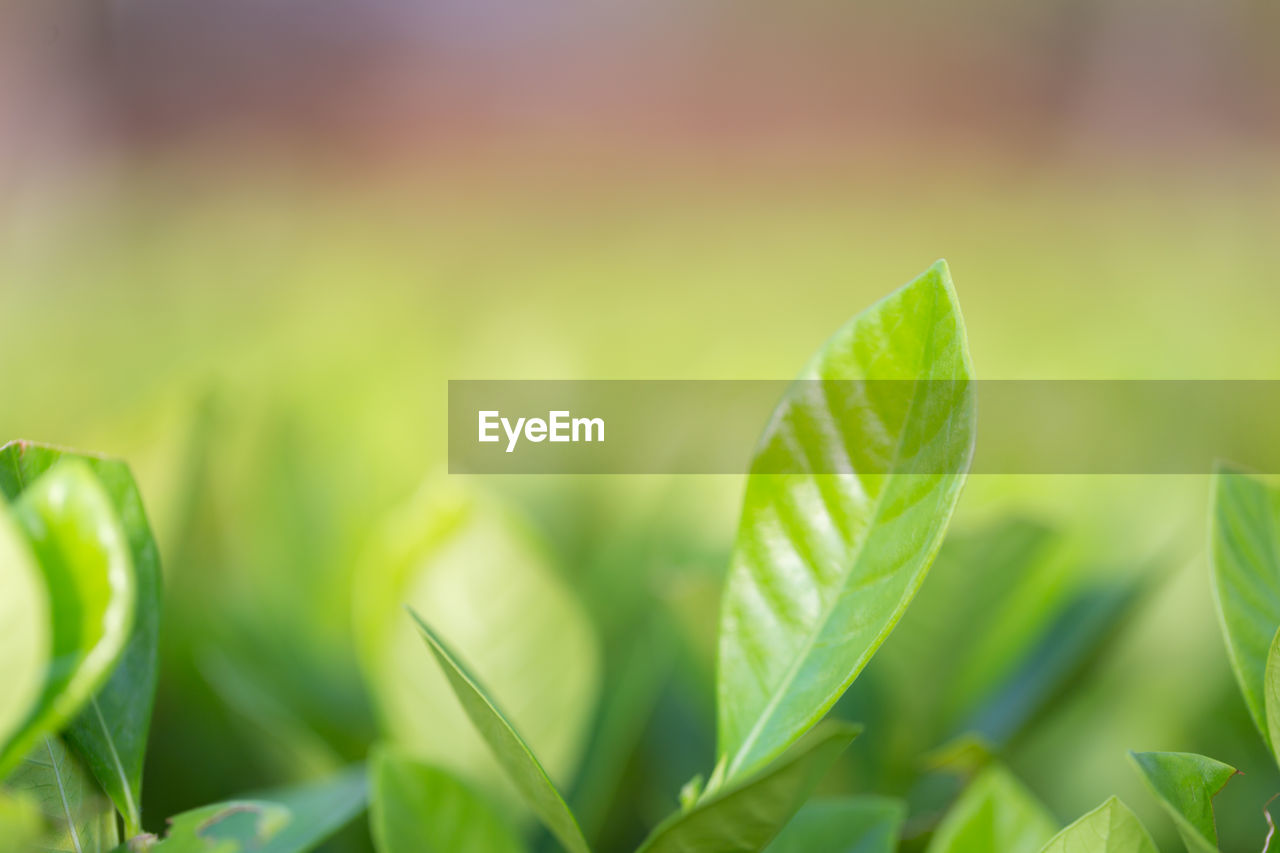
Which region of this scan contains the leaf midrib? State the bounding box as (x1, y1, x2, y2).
(722, 283, 945, 779)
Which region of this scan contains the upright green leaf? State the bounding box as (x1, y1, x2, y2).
(410, 610, 590, 853)
(1209, 467, 1280, 751)
(926, 765, 1057, 853)
(370, 746, 525, 853)
(1038, 798, 1156, 853)
(0, 462, 135, 782)
(716, 261, 976, 780)
(5, 736, 119, 853)
(0, 442, 162, 834)
(636, 721, 861, 853)
(1129, 751, 1235, 852)
(764, 795, 905, 853)
(147, 766, 367, 853)
(0, 507, 49, 760)
(354, 480, 599, 800)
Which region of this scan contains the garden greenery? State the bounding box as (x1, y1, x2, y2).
(2, 261, 1278, 851)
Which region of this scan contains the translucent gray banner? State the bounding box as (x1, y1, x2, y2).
(448, 380, 1280, 474)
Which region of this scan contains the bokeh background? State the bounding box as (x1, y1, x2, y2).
(2, 1, 1279, 850)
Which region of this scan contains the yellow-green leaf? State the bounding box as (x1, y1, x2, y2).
(716, 261, 976, 780)
(0, 462, 135, 782)
(410, 610, 590, 853)
(354, 480, 598, 802)
(370, 746, 525, 853)
(926, 765, 1057, 853)
(1038, 798, 1156, 853)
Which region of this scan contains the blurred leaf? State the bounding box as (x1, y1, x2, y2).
(147, 766, 367, 853)
(0, 441, 162, 835)
(354, 480, 599, 801)
(0, 789, 43, 852)
(195, 647, 342, 780)
(572, 614, 678, 841)
(410, 610, 590, 853)
(764, 796, 905, 853)
(925, 765, 1057, 853)
(1038, 798, 1156, 853)
(959, 577, 1142, 745)
(5, 736, 119, 853)
(1129, 751, 1235, 852)
(1209, 467, 1280, 751)
(369, 746, 525, 853)
(0, 462, 135, 783)
(1267, 627, 1280, 772)
(716, 260, 975, 781)
(0, 505, 49, 768)
(635, 720, 861, 853)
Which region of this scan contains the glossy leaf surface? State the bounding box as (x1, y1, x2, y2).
(0, 507, 49, 765)
(0, 441, 162, 834)
(1209, 468, 1280, 748)
(1129, 751, 1235, 853)
(764, 795, 904, 853)
(5, 736, 119, 853)
(147, 766, 367, 853)
(370, 746, 525, 853)
(410, 610, 590, 853)
(355, 481, 598, 800)
(635, 721, 861, 853)
(716, 261, 976, 779)
(0, 462, 135, 782)
(926, 765, 1057, 853)
(1038, 798, 1156, 853)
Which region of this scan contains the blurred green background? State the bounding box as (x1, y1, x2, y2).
(1, 0, 1278, 849)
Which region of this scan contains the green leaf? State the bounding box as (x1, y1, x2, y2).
(1209, 467, 1280, 752)
(764, 796, 905, 853)
(635, 721, 861, 853)
(0, 789, 43, 851)
(0, 441, 162, 835)
(0, 504, 50, 763)
(147, 766, 368, 853)
(1038, 798, 1156, 853)
(5, 735, 120, 853)
(1129, 751, 1236, 852)
(0, 461, 136, 783)
(409, 609, 590, 853)
(715, 260, 976, 780)
(354, 480, 599, 802)
(926, 765, 1057, 853)
(1267, 626, 1280, 771)
(369, 745, 526, 853)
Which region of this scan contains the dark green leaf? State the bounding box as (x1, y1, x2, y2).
(148, 766, 367, 853)
(764, 796, 905, 853)
(1129, 751, 1236, 852)
(369, 746, 525, 853)
(5, 736, 119, 853)
(409, 609, 590, 853)
(635, 721, 861, 853)
(1209, 467, 1280, 753)
(0, 462, 135, 783)
(715, 261, 976, 780)
(926, 765, 1056, 853)
(1038, 798, 1156, 853)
